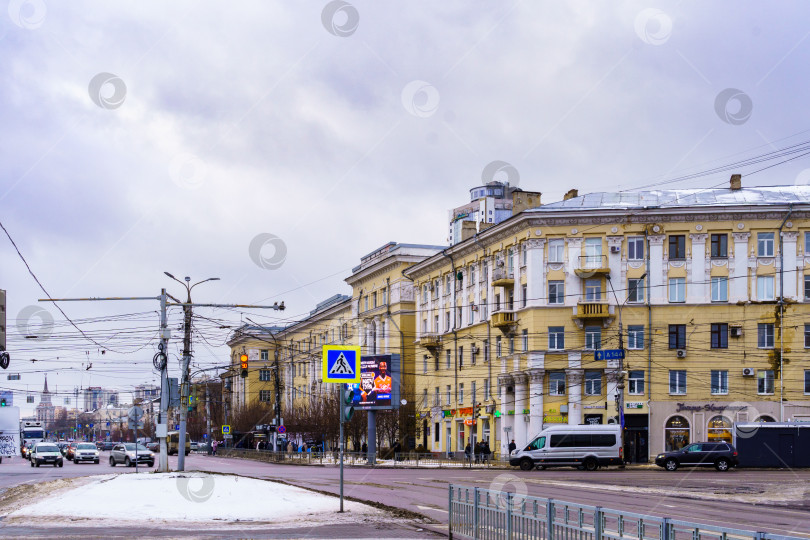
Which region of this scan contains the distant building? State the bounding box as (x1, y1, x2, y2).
(35, 375, 55, 427)
(448, 180, 541, 245)
(83, 386, 119, 411)
(134, 384, 160, 403)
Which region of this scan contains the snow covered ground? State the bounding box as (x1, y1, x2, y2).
(7, 472, 381, 527)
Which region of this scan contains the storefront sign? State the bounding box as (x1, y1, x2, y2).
(584, 404, 605, 409)
(522, 409, 530, 415)
(494, 411, 501, 417)
(464, 419, 474, 426)
(676, 403, 747, 413)
(507, 410, 515, 416)
(459, 407, 473, 415)
(543, 415, 566, 423)
(442, 410, 454, 418)
(625, 402, 644, 409)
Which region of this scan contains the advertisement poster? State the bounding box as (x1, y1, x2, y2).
(348, 354, 400, 411)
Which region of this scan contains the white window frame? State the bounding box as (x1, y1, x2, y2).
(627, 236, 644, 260)
(757, 323, 775, 348)
(584, 371, 602, 396)
(757, 275, 775, 301)
(549, 372, 566, 396)
(757, 370, 774, 395)
(710, 370, 728, 395)
(584, 326, 601, 350)
(627, 325, 644, 349)
(757, 232, 775, 257)
(584, 279, 601, 301)
(669, 370, 687, 395)
(711, 276, 728, 302)
(628, 370, 644, 395)
(548, 326, 565, 350)
(548, 281, 564, 304)
(628, 278, 645, 303)
(548, 239, 564, 263)
(668, 277, 686, 303)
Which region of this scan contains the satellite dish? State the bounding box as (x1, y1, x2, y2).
(400, 399, 407, 406)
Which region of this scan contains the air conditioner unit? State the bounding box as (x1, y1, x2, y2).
(730, 326, 743, 338)
(610, 246, 621, 254)
(742, 367, 755, 377)
(676, 349, 687, 359)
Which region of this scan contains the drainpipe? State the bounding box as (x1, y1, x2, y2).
(777, 204, 793, 422)
(472, 234, 493, 409)
(645, 228, 652, 462)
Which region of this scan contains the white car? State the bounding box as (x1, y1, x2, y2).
(73, 442, 100, 464)
(30, 443, 64, 467)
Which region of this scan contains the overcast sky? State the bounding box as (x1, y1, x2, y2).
(2, 1, 810, 416)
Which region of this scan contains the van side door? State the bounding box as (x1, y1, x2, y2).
(547, 433, 573, 463)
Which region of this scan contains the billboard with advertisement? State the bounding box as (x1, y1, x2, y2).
(348, 354, 400, 411)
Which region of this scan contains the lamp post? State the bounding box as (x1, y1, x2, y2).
(164, 272, 219, 471)
(605, 271, 646, 462)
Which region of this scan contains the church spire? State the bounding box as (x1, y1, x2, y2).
(43, 374, 49, 394)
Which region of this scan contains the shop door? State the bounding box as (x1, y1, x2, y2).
(624, 429, 648, 463)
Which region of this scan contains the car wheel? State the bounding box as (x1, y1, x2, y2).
(583, 457, 598, 471)
(519, 458, 534, 471)
(664, 458, 678, 471)
(94, 460, 99, 464)
(125, 457, 132, 467)
(36, 461, 40, 467)
(185, 451, 189, 456)
(109, 457, 116, 467)
(74, 459, 79, 464)
(30, 460, 34, 467)
(715, 458, 730, 472)
(58, 461, 63, 467)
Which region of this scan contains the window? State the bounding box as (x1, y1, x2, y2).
(496, 336, 502, 357)
(484, 378, 490, 400)
(628, 278, 645, 303)
(710, 234, 728, 258)
(471, 343, 477, 365)
(585, 326, 601, 350)
(805, 275, 810, 299)
(446, 385, 451, 405)
(584, 279, 601, 301)
(260, 350, 269, 362)
(522, 245, 527, 266)
(382, 288, 388, 304)
(805, 324, 810, 348)
(549, 372, 566, 395)
(707, 416, 732, 442)
(422, 388, 428, 406)
(365, 295, 369, 311)
(710, 323, 728, 349)
(507, 248, 514, 273)
(521, 284, 527, 308)
(548, 281, 564, 304)
(469, 304, 475, 324)
(548, 326, 565, 350)
(469, 267, 475, 286)
(373, 291, 377, 308)
(757, 370, 774, 394)
(669, 370, 687, 394)
(445, 275, 452, 295)
(711, 277, 728, 302)
(422, 355, 428, 374)
(508, 336, 515, 354)
(584, 238, 603, 268)
(757, 232, 774, 257)
(628, 236, 644, 260)
(434, 387, 440, 407)
(459, 383, 464, 404)
(445, 311, 450, 332)
(806, 232, 810, 255)
(435, 423, 440, 442)
(446, 349, 451, 369)
(665, 416, 690, 451)
(259, 369, 272, 382)
(548, 239, 564, 263)
(668, 235, 686, 260)
(259, 390, 272, 402)
(458, 346, 464, 368)
(757, 276, 774, 301)
(627, 325, 644, 349)
(483, 339, 489, 363)
(628, 370, 644, 395)
(805, 370, 810, 394)
(471, 381, 477, 405)
(711, 370, 728, 395)
(522, 329, 528, 352)
(584, 371, 602, 395)
(669, 277, 685, 303)
(758, 323, 774, 348)
(668, 324, 686, 349)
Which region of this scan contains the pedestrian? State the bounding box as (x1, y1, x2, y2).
(465, 442, 472, 462)
(302, 442, 307, 453)
(212, 439, 218, 456)
(483, 440, 491, 464)
(287, 440, 294, 453)
(474, 441, 481, 464)
(393, 440, 402, 461)
(361, 441, 368, 460)
(508, 439, 517, 454)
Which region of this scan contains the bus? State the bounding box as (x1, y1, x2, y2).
(167, 431, 190, 456)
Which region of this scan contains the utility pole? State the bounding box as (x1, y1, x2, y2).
(205, 384, 212, 454)
(177, 279, 194, 472)
(158, 289, 170, 472)
(274, 348, 281, 452)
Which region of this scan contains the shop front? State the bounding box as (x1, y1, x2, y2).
(650, 401, 780, 458)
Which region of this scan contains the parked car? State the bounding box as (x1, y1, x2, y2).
(655, 442, 739, 471)
(30, 442, 64, 467)
(190, 441, 199, 451)
(146, 442, 159, 452)
(57, 442, 69, 455)
(97, 441, 115, 451)
(65, 442, 79, 460)
(109, 443, 155, 467)
(73, 442, 100, 464)
(510, 424, 623, 471)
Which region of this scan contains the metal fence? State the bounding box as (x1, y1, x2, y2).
(448, 484, 805, 540)
(216, 448, 509, 468)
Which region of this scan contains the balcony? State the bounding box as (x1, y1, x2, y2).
(420, 333, 442, 348)
(574, 301, 611, 319)
(492, 310, 516, 329)
(574, 255, 610, 277)
(491, 268, 515, 287)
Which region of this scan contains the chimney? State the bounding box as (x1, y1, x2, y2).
(460, 221, 478, 242)
(730, 174, 742, 190)
(511, 190, 542, 216)
(563, 189, 578, 201)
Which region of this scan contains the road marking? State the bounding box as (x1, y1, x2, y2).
(417, 505, 448, 514)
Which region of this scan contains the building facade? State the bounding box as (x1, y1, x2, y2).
(406, 179, 810, 461)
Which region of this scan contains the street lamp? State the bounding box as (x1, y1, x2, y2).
(164, 272, 220, 471)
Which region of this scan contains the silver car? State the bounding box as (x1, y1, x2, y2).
(30, 443, 64, 467)
(73, 442, 100, 464)
(109, 443, 154, 467)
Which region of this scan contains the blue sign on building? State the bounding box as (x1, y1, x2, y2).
(594, 349, 625, 361)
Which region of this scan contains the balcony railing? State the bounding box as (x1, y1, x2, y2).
(420, 333, 442, 348)
(491, 268, 515, 287)
(575, 254, 609, 276)
(574, 301, 610, 319)
(491, 311, 516, 328)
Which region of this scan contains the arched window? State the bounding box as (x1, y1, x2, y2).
(754, 415, 776, 422)
(707, 415, 733, 442)
(665, 415, 690, 451)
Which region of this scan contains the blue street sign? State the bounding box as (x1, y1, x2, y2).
(594, 349, 625, 361)
(322, 346, 361, 383)
(203, 434, 208, 439)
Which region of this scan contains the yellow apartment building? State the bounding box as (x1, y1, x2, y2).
(404, 178, 810, 461)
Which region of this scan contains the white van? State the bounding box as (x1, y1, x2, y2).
(509, 424, 623, 471)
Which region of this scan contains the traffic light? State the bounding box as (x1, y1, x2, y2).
(341, 385, 355, 422)
(474, 402, 482, 420)
(240, 353, 248, 378)
(0, 397, 6, 407)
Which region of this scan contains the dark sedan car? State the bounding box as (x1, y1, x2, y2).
(655, 442, 738, 471)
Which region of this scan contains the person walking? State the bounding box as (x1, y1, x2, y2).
(508, 439, 517, 455)
(482, 440, 491, 464)
(361, 441, 368, 460)
(474, 441, 481, 464)
(464, 442, 472, 463)
(212, 439, 218, 456)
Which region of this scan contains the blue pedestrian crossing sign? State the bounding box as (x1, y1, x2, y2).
(322, 345, 361, 383)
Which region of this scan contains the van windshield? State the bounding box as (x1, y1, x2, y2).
(526, 436, 545, 451)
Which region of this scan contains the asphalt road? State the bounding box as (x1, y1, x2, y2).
(2, 453, 809, 538)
